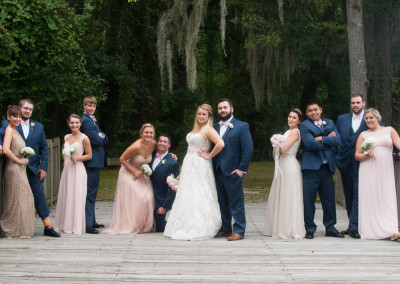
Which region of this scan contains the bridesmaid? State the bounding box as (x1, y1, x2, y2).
(54, 114, 92, 234)
(355, 108, 400, 240)
(0, 105, 35, 238)
(263, 109, 305, 239)
(104, 123, 156, 234)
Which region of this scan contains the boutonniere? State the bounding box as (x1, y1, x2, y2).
(30, 122, 35, 130)
(228, 123, 234, 129)
(322, 121, 326, 126)
(161, 159, 166, 165)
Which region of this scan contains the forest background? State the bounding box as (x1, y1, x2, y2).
(1, 0, 400, 160)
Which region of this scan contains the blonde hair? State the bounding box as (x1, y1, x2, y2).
(140, 123, 155, 137)
(365, 108, 382, 122)
(83, 96, 97, 105)
(192, 104, 213, 142)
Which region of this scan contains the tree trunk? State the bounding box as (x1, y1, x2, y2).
(346, 0, 368, 102)
(373, 12, 391, 125)
(299, 62, 320, 112)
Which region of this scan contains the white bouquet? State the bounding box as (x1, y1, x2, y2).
(166, 174, 179, 191)
(134, 163, 152, 180)
(270, 134, 285, 179)
(62, 146, 76, 165)
(20, 147, 35, 169)
(360, 139, 375, 160)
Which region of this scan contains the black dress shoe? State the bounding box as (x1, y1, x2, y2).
(349, 231, 361, 239)
(340, 229, 349, 235)
(86, 227, 99, 234)
(93, 222, 105, 229)
(43, 227, 61, 237)
(326, 230, 345, 238)
(305, 232, 314, 239)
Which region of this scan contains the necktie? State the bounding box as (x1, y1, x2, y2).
(314, 120, 322, 126)
(353, 114, 361, 120)
(155, 153, 162, 159)
(21, 120, 29, 126)
(219, 121, 227, 126)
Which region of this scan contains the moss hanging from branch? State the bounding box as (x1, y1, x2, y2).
(157, 0, 227, 91)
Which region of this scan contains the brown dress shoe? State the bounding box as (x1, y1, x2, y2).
(227, 233, 244, 241)
(215, 231, 232, 238)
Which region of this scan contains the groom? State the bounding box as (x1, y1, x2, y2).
(300, 102, 343, 239)
(149, 134, 179, 232)
(0, 99, 60, 237)
(213, 98, 253, 241)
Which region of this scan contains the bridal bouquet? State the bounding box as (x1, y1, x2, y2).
(20, 147, 35, 169)
(166, 174, 179, 191)
(62, 146, 76, 165)
(134, 163, 152, 180)
(270, 134, 285, 179)
(361, 139, 375, 160)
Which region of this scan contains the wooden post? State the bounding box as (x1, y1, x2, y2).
(43, 137, 60, 206)
(335, 169, 346, 208)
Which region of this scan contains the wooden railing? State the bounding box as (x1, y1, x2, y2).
(0, 138, 61, 214)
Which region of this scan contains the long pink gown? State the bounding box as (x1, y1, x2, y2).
(54, 134, 88, 234)
(104, 155, 154, 234)
(359, 127, 399, 239)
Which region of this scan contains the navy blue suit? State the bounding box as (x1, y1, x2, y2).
(300, 118, 341, 234)
(149, 152, 179, 232)
(336, 113, 368, 232)
(0, 119, 50, 219)
(80, 112, 108, 227)
(212, 118, 253, 236)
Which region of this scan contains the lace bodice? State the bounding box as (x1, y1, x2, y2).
(281, 129, 300, 157)
(186, 132, 211, 154)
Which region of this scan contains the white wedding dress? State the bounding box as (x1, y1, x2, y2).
(164, 132, 222, 240)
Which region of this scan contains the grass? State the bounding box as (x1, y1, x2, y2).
(97, 161, 275, 203)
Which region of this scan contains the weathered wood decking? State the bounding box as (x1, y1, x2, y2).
(1, 202, 400, 283)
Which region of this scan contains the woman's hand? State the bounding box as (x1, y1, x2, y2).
(71, 156, 77, 163)
(198, 149, 210, 160)
(133, 169, 144, 178)
(367, 149, 375, 159)
(19, 158, 29, 166)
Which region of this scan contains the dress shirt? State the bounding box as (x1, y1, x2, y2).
(219, 116, 233, 137)
(352, 110, 364, 132)
(21, 119, 29, 139)
(152, 152, 168, 171)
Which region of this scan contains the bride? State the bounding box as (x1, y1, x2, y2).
(164, 104, 224, 240)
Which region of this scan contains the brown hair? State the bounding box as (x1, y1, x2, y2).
(351, 94, 365, 101)
(290, 108, 303, 122)
(140, 123, 155, 136)
(19, 98, 34, 107)
(67, 114, 82, 123)
(217, 98, 233, 108)
(83, 96, 97, 105)
(7, 105, 22, 118)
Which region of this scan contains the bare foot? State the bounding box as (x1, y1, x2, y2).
(390, 233, 400, 241)
(138, 229, 143, 234)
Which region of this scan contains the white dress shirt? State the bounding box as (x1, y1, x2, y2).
(21, 119, 29, 139)
(219, 116, 233, 137)
(152, 152, 168, 171)
(352, 110, 364, 133)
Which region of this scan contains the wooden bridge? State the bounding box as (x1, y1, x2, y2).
(0, 201, 399, 283)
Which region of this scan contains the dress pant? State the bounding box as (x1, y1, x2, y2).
(85, 167, 100, 227)
(27, 167, 50, 218)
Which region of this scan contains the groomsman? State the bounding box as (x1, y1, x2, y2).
(149, 134, 179, 232)
(300, 102, 343, 239)
(0, 99, 60, 237)
(335, 94, 367, 239)
(80, 96, 108, 234)
(213, 98, 253, 241)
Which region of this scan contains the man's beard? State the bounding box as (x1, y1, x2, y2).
(352, 108, 363, 115)
(219, 112, 232, 122)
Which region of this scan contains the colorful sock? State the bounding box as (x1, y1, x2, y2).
(42, 216, 51, 228)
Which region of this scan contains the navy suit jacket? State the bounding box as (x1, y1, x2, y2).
(212, 117, 253, 176)
(335, 113, 368, 174)
(0, 119, 49, 173)
(149, 153, 179, 210)
(300, 118, 341, 173)
(80, 112, 108, 168)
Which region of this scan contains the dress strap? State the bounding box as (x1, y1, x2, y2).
(64, 134, 71, 142)
(80, 134, 87, 143)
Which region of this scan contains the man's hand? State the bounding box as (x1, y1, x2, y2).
(157, 207, 166, 215)
(38, 169, 47, 181)
(0, 145, 2, 155)
(170, 153, 178, 161)
(327, 131, 336, 137)
(314, 136, 323, 142)
(231, 169, 244, 177)
(98, 132, 105, 138)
